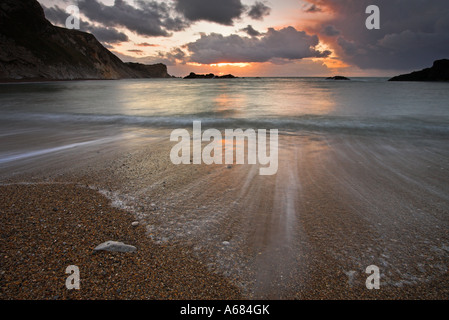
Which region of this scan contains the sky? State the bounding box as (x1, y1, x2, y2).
(39, 0, 449, 77)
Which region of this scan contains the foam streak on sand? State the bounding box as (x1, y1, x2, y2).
(1, 127, 449, 299)
(252, 145, 303, 298)
(0, 138, 115, 164)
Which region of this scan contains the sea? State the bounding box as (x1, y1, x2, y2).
(1, 77, 449, 135)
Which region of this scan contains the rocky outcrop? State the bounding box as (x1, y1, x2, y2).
(216, 74, 238, 79)
(184, 72, 215, 79)
(326, 76, 350, 80)
(389, 59, 449, 82)
(0, 0, 171, 81)
(184, 72, 237, 79)
(126, 62, 171, 79)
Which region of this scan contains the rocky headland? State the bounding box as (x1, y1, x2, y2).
(389, 59, 449, 82)
(0, 0, 171, 82)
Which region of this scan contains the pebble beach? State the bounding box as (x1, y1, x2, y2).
(1, 129, 448, 300)
(0, 183, 241, 300)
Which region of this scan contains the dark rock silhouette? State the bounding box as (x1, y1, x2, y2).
(389, 59, 449, 82)
(126, 63, 171, 79)
(184, 72, 237, 79)
(184, 72, 215, 79)
(0, 0, 171, 81)
(326, 76, 350, 80)
(216, 74, 237, 79)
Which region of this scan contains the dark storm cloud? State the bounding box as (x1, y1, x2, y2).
(158, 47, 187, 65)
(247, 1, 271, 20)
(134, 47, 187, 66)
(304, 4, 322, 13)
(174, 0, 245, 26)
(185, 26, 331, 64)
(42, 4, 129, 43)
(322, 25, 340, 37)
(336, 37, 358, 56)
(305, 0, 449, 70)
(41, 4, 67, 25)
(87, 24, 129, 43)
(78, 0, 188, 37)
(241, 25, 262, 37)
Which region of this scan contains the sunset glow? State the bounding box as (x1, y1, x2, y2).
(210, 63, 251, 68)
(38, 0, 449, 77)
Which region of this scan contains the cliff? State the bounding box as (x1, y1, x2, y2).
(0, 0, 171, 81)
(389, 59, 449, 82)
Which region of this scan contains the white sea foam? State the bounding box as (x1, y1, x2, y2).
(0, 138, 114, 164)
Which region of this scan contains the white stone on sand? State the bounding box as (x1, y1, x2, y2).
(94, 241, 137, 253)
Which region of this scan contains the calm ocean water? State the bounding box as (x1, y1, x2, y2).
(1, 78, 449, 135)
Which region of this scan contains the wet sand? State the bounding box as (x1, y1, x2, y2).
(1, 128, 449, 299)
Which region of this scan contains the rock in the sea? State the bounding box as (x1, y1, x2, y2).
(216, 74, 237, 79)
(389, 59, 449, 82)
(184, 72, 215, 79)
(326, 76, 350, 80)
(94, 241, 137, 253)
(184, 72, 237, 79)
(0, 0, 171, 81)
